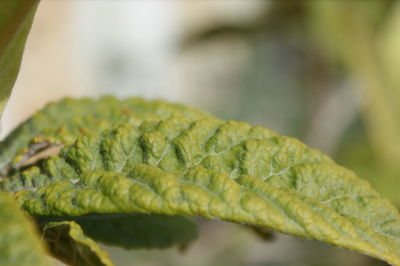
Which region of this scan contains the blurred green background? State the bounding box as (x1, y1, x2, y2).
(5, 1, 400, 265)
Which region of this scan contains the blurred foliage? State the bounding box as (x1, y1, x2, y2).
(0, 192, 50, 266)
(170, 2, 400, 265)
(307, 1, 400, 206)
(181, 1, 400, 208)
(0, 0, 39, 117)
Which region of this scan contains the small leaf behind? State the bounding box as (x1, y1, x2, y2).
(43, 220, 113, 266)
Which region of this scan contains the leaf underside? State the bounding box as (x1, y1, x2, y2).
(1, 96, 400, 265)
(38, 213, 198, 250)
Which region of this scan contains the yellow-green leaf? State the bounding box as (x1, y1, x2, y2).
(1, 97, 400, 265)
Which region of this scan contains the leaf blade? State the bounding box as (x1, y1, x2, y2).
(2, 98, 400, 265)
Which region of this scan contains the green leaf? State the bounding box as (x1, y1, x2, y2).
(0, 96, 210, 170)
(2, 97, 400, 265)
(0, 0, 40, 116)
(0, 191, 50, 266)
(38, 213, 198, 250)
(42, 220, 113, 266)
